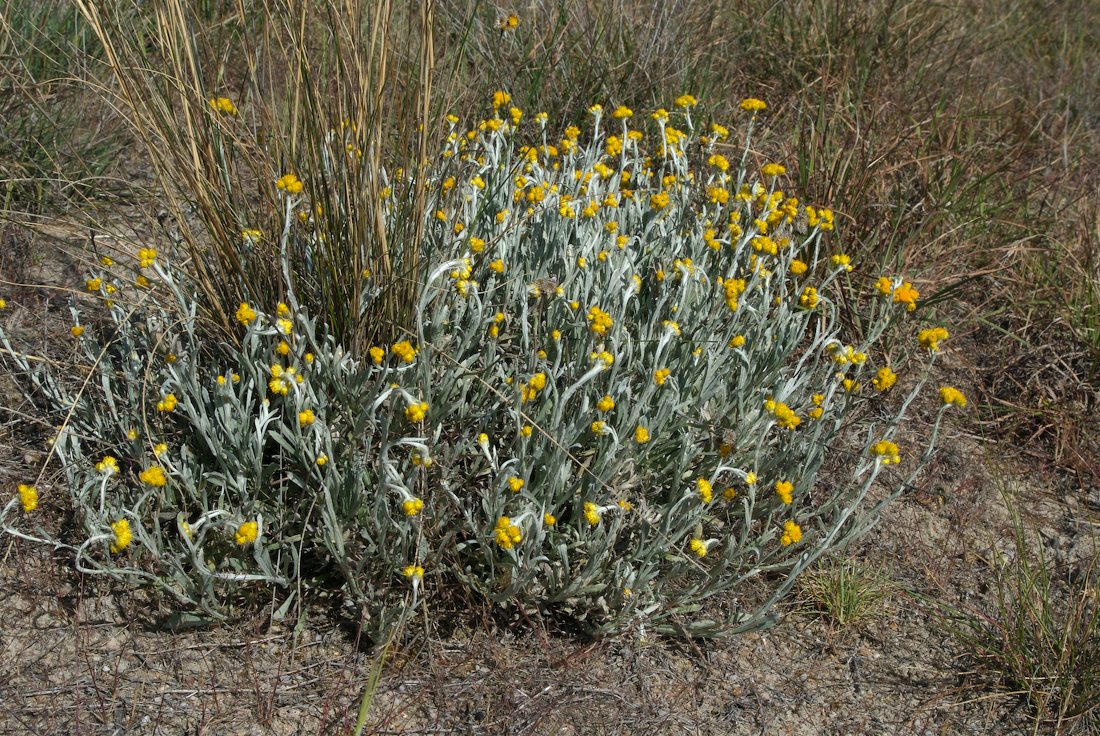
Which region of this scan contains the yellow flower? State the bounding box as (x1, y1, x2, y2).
(276, 173, 304, 194)
(137, 247, 157, 268)
(596, 395, 615, 412)
(918, 327, 949, 351)
(370, 346, 385, 364)
(299, 409, 315, 427)
(893, 282, 920, 311)
(316, 454, 328, 466)
(761, 163, 786, 177)
(707, 153, 730, 171)
(745, 471, 758, 486)
(780, 520, 802, 546)
(674, 94, 698, 108)
(729, 334, 746, 348)
(139, 465, 167, 487)
(591, 420, 607, 434)
(494, 516, 523, 548)
(649, 191, 670, 210)
(740, 98, 767, 112)
(775, 480, 794, 504)
(95, 455, 119, 475)
(491, 90, 511, 110)
(156, 393, 177, 413)
(489, 259, 505, 273)
(403, 498, 425, 517)
(875, 276, 893, 295)
(653, 368, 671, 386)
(127, 428, 138, 440)
(86, 277, 102, 292)
(939, 386, 967, 408)
(235, 520, 258, 546)
(236, 302, 257, 325)
(405, 401, 429, 423)
(70, 325, 85, 337)
(18, 483, 38, 513)
(520, 424, 533, 437)
(391, 340, 418, 363)
(276, 340, 291, 356)
(871, 440, 901, 465)
(634, 425, 649, 444)
(586, 305, 613, 336)
(583, 502, 601, 526)
(799, 286, 819, 309)
(873, 367, 897, 392)
(612, 105, 633, 119)
(697, 478, 713, 504)
(543, 512, 556, 527)
(154, 443, 168, 457)
(110, 518, 132, 553)
(208, 97, 238, 116)
(402, 564, 425, 580)
(507, 476, 525, 493)
(689, 538, 707, 557)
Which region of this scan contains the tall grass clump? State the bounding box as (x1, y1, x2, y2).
(0, 89, 968, 638)
(940, 493, 1100, 733)
(73, 0, 435, 352)
(0, 0, 120, 212)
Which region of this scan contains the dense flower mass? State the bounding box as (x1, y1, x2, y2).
(18, 483, 37, 513)
(235, 520, 258, 546)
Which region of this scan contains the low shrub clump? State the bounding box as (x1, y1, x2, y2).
(0, 94, 964, 638)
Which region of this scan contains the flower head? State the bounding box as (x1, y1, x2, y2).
(872, 367, 897, 392)
(918, 327, 949, 351)
(780, 520, 802, 546)
(298, 409, 315, 427)
(871, 440, 901, 465)
(18, 483, 37, 513)
(139, 465, 167, 487)
(689, 538, 707, 557)
(110, 518, 132, 553)
(403, 564, 425, 580)
(740, 98, 767, 112)
(405, 401, 429, 423)
(235, 520, 258, 546)
(583, 502, 601, 526)
(494, 516, 522, 548)
(634, 425, 650, 444)
(775, 480, 794, 505)
(209, 97, 238, 116)
(939, 386, 967, 408)
(96, 455, 119, 475)
(403, 497, 424, 516)
(236, 302, 257, 325)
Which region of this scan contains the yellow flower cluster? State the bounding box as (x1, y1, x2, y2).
(583, 501, 601, 526)
(872, 367, 897, 392)
(137, 247, 157, 268)
(494, 516, 522, 549)
(156, 393, 177, 412)
(799, 286, 819, 309)
(208, 97, 237, 116)
(521, 372, 548, 403)
(391, 340, 418, 363)
(939, 386, 967, 408)
(765, 398, 801, 430)
(780, 520, 802, 546)
(508, 476, 525, 493)
(403, 564, 425, 579)
(871, 440, 901, 465)
(653, 368, 671, 386)
(18, 483, 37, 513)
(276, 173, 304, 194)
(918, 327, 949, 351)
(405, 400, 429, 422)
(110, 518, 132, 553)
(634, 425, 650, 444)
(139, 465, 167, 486)
(586, 305, 613, 336)
(236, 302, 257, 325)
(775, 480, 794, 505)
(96, 455, 119, 475)
(403, 497, 424, 516)
(689, 538, 708, 557)
(696, 478, 713, 504)
(235, 520, 258, 546)
(596, 394, 615, 412)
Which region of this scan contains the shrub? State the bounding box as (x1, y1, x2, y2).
(1, 95, 961, 639)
